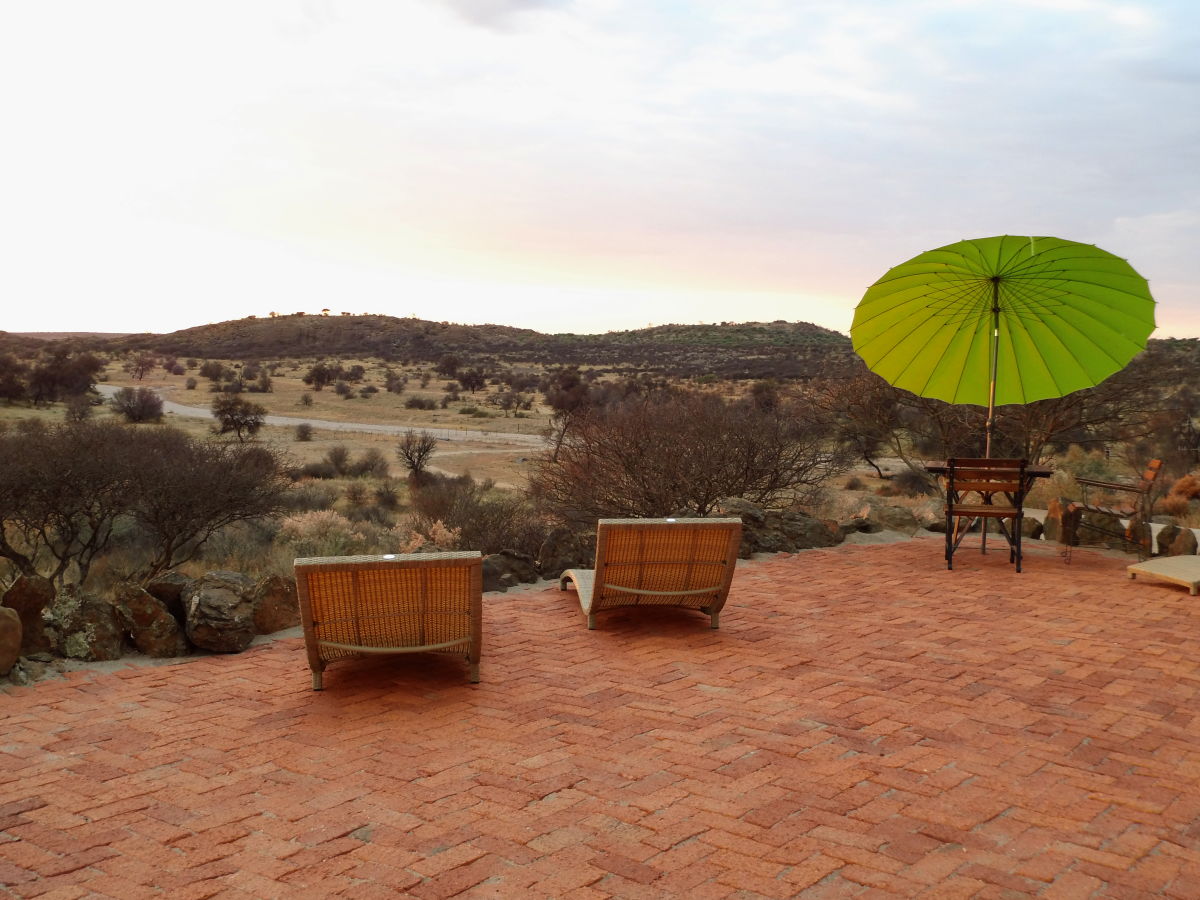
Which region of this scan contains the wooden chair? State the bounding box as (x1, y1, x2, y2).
(1064, 459, 1163, 559)
(943, 458, 1028, 572)
(559, 518, 742, 629)
(294, 551, 482, 690)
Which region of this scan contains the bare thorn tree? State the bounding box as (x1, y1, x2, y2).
(531, 390, 846, 523)
(396, 429, 438, 478)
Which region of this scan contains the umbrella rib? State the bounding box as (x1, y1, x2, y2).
(914, 314, 980, 401)
(855, 276, 988, 363)
(1006, 278, 1129, 371)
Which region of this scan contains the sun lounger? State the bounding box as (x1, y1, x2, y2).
(1127, 556, 1200, 596)
(559, 518, 742, 629)
(294, 551, 482, 689)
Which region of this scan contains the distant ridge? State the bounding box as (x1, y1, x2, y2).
(13, 332, 133, 341)
(100, 314, 856, 380)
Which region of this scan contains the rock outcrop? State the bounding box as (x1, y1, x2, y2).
(44, 587, 125, 661)
(536, 527, 593, 581)
(2, 575, 54, 655)
(111, 583, 190, 658)
(852, 499, 920, 537)
(483, 550, 540, 593)
(0, 607, 21, 676)
(1156, 524, 1198, 557)
(145, 571, 193, 626)
(715, 499, 842, 558)
(251, 575, 300, 635)
(184, 572, 257, 652)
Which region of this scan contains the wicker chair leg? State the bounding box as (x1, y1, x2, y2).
(709, 611, 720, 629)
(311, 669, 324, 691)
(468, 662, 480, 684)
(587, 613, 597, 630)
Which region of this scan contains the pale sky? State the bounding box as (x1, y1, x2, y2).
(2, 0, 1198, 337)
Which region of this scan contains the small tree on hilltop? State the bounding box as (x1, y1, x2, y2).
(396, 429, 438, 479)
(211, 395, 267, 442)
(458, 368, 487, 393)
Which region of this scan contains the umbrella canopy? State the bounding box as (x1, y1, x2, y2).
(851, 235, 1156, 455)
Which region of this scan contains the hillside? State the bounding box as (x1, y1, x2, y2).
(103, 314, 857, 380)
(12, 332, 132, 342)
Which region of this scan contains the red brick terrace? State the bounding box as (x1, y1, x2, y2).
(3, 540, 1200, 898)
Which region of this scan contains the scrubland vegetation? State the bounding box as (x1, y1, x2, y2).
(0, 315, 1198, 598)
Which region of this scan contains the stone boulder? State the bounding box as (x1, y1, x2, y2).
(1156, 524, 1198, 557)
(111, 583, 190, 658)
(2, 575, 54, 655)
(0, 607, 20, 676)
(774, 510, 842, 549)
(910, 499, 945, 532)
(716, 498, 766, 527)
(1021, 517, 1045, 541)
(482, 550, 540, 593)
(184, 572, 257, 653)
(714, 499, 842, 558)
(854, 499, 920, 537)
(44, 587, 125, 661)
(145, 571, 193, 626)
(252, 575, 300, 635)
(536, 527, 594, 580)
(1074, 511, 1134, 550)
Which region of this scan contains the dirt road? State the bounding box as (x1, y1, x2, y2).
(96, 384, 545, 447)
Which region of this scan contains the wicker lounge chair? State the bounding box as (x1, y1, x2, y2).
(294, 551, 482, 690)
(559, 518, 742, 629)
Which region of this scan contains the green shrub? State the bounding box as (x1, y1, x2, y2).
(324, 445, 351, 475)
(282, 481, 339, 512)
(278, 510, 377, 557)
(409, 473, 547, 556)
(298, 461, 338, 479)
(346, 448, 389, 479)
(374, 480, 401, 510)
(893, 468, 934, 496)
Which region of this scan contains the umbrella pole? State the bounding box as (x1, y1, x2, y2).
(985, 278, 1000, 459)
(982, 280, 1001, 554)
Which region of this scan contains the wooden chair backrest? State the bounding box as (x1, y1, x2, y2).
(946, 458, 1027, 503)
(1137, 458, 1164, 493)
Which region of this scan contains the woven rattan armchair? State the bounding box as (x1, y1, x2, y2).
(559, 518, 742, 629)
(294, 551, 482, 690)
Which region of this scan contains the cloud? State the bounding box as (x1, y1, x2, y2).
(0, 0, 1197, 336)
(438, 0, 561, 28)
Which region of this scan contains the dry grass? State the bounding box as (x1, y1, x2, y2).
(105, 359, 552, 435)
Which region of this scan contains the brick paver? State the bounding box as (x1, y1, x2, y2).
(3, 540, 1200, 897)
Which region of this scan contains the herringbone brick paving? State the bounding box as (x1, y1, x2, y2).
(3, 540, 1200, 897)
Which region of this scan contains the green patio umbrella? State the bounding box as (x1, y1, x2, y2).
(851, 235, 1156, 456)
